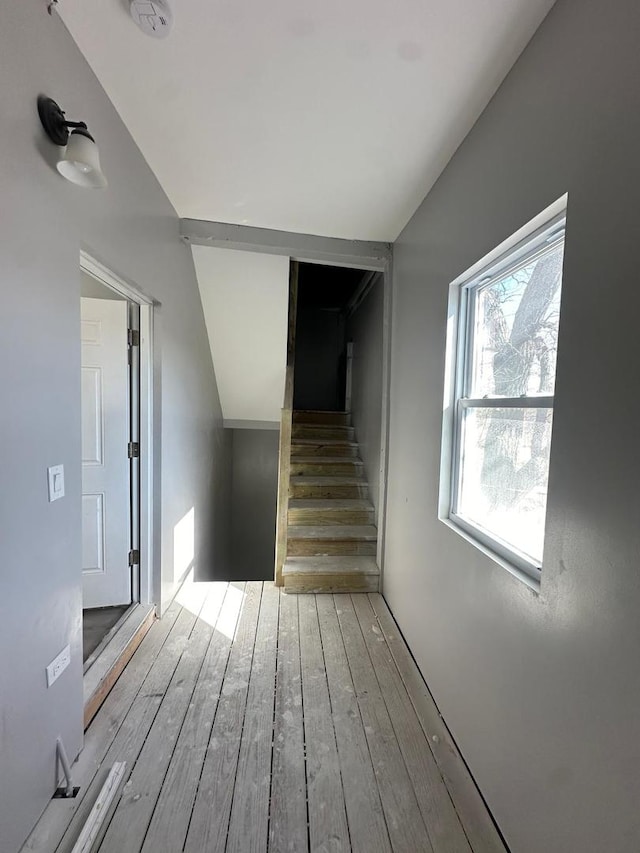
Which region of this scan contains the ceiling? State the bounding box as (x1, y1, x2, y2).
(60, 0, 555, 242)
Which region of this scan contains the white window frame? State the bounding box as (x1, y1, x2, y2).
(439, 198, 567, 588)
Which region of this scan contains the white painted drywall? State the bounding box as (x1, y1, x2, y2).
(192, 246, 290, 424)
(0, 5, 229, 850)
(58, 0, 555, 241)
(384, 0, 640, 850)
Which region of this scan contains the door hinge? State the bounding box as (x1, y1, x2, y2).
(127, 329, 140, 347)
(127, 441, 140, 458)
(128, 549, 140, 566)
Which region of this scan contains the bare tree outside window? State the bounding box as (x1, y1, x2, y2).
(452, 231, 564, 568)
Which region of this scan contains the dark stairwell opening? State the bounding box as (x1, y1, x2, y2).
(293, 262, 363, 412)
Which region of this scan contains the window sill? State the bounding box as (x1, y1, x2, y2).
(439, 516, 541, 594)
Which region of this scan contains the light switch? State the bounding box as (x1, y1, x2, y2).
(47, 464, 65, 502)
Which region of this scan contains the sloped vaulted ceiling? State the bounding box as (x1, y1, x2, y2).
(192, 246, 290, 424)
(59, 0, 556, 241)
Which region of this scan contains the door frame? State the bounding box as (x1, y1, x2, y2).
(80, 250, 157, 607)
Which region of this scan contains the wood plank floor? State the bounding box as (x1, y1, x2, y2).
(23, 579, 506, 853)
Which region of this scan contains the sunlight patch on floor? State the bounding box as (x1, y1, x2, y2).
(198, 582, 228, 628)
(175, 567, 206, 614)
(175, 570, 245, 640)
(215, 583, 244, 640)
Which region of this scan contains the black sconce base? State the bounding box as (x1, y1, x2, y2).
(37, 96, 70, 146)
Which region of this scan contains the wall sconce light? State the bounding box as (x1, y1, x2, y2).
(38, 96, 107, 189)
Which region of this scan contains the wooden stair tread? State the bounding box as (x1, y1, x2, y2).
(288, 498, 374, 525)
(292, 429, 355, 441)
(291, 440, 359, 458)
(287, 525, 377, 540)
(291, 438, 358, 446)
(293, 421, 353, 428)
(292, 410, 351, 426)
(289, 499, 373, 510)
(283, 556, 379, 574)
(289, 476, 366, 485)
(282, 555, 379, 592)
(292, 424, 354, 433)
(289, 478, 370, 499)
(291, 456, 363, 464)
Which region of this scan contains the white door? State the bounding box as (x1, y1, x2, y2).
(81, 297, 131, 608)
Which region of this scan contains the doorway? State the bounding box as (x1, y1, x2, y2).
(80, 272, 137, 658)
(79, 254, 156, 725)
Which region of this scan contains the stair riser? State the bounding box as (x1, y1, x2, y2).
(287, 540, 377, 557)
(284, 573, 379, 594)
(293, 411, 351, 426)
(292, 426, 355, 441)
(288, 509, 374, 526)
(289, 482, 369, 499)
(291, 462, 362, 477)
(291, 443, 359, 458)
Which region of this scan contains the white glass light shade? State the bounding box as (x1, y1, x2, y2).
(57, 130, 107, 189)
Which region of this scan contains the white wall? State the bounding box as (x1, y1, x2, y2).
(0, 5, 229, 850)
(347, 275, 384, 522)
(192, 246, 290, 425)
(384, 1, 640, 851)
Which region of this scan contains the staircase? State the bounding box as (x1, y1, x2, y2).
(282, 410, 380, 594)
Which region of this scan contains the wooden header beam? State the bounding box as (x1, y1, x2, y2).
(180, 218, 392, 272)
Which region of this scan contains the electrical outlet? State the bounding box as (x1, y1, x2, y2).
(46, 645, 71, 687)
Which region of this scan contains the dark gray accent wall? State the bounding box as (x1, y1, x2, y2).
(228, 429, 279, 581)
(0, 5, 229, 851)
(293, 305, 345, 411)
(385, 1, 640, 851)
(347, 275, 384, 522)
(198, 427, 233, 584)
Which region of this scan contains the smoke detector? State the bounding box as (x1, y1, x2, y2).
(130, 0, 173, 38)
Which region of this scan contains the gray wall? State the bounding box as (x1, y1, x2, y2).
(229, 429, 279, 581)
(347, 275, 384, 522)
(0, 4, 229, 851)
(384, 1, 640, 851)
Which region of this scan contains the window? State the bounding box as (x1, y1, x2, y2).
(444, 209, 566, 581)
